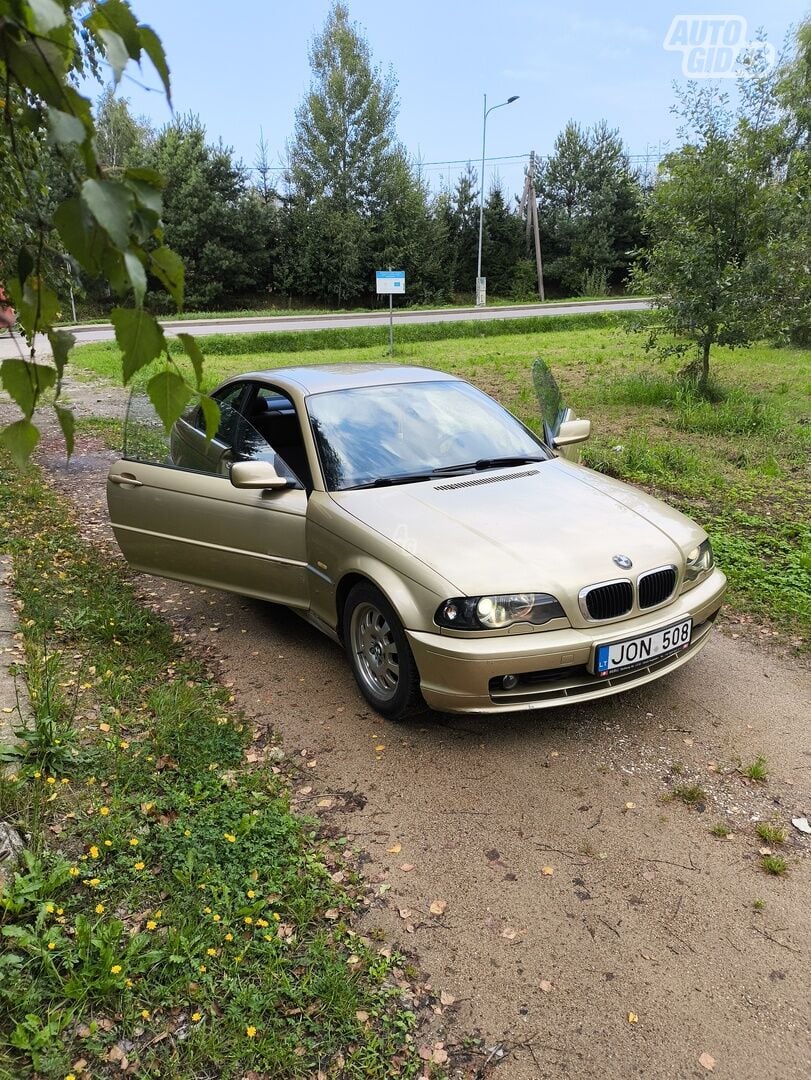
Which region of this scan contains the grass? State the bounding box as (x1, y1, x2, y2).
(672, 784, 707, 806)
(740, 757, 769, 782)
(0, 458, 424, 1079)
(68, 319, 811, 644)
(755, 823, 786, 845)
(760, 855, 788, 876)
(710, 822, 732, 838)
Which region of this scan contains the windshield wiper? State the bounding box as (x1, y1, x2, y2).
(350, 472, 436, 489)
(431, 455, 547, 476)
(348, 456, 547, 489)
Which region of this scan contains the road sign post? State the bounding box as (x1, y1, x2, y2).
(375, 270, 405, 356)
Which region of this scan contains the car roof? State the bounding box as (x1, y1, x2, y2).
(229, 364, 461, 396)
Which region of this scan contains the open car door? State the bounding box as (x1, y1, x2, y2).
(106, 387, 309, 608)
(531, 358, 591, 462)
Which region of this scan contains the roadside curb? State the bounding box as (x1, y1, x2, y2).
(0, 555, 28, 749)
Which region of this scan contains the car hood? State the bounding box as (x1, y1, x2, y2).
(331, 459, 702, 600)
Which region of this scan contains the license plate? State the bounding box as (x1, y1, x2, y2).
(595, 618, 693, 676)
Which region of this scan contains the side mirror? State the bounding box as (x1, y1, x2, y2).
(553, 418, 592, 448)
(230, 460, 288, 490)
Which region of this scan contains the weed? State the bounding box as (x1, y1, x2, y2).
(761, 854, 788, 876)
(672, 784, 706, 806)
(674, 388, 781, 436)
(755, 823, 786, 845)
(710, 822, 732, 838)
(740, 757, 769, 783)
(752, 898, 765, 911)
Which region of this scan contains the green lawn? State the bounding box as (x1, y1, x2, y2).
(70, 320, 811, 643)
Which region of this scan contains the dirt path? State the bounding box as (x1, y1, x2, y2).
(7, 379, 811, 1079)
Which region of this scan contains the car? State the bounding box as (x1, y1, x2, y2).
(107, 361, 727, 719)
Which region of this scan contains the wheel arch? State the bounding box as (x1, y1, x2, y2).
(334, 564, 435, 643)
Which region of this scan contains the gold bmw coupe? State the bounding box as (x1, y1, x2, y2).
(107, 362, 726, 719)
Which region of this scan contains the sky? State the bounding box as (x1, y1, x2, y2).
(109, 0, 807, 196)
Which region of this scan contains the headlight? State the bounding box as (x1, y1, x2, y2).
(435, 593, 565, 630)
(684, 539, 714, 584)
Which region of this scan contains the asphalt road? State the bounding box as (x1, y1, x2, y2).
(0, 298, 650, 358)
(21, 375, 811, 1080)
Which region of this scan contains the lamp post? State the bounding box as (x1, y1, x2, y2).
(476, 93, 519, 306)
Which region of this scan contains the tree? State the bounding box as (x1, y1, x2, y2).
(537, 121, 644, 295)
(445, 164, 480, 294)
(95, 88, 153, 171)
(632, 27, 810, 386)
(284, 2, 426, 304)
(146, 115, 271, 309)
(0, 1, 217, 466)
(481, 183, 523, 297)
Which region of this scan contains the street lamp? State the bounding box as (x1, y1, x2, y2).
(476, 93, 519, 306)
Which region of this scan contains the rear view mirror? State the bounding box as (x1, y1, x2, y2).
(553, 419, 592, 448)
(230, 461, 288, 489)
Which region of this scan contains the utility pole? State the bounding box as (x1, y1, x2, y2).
(520, 151, 545, 301)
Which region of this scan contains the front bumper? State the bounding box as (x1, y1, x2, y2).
(407, 568, 726, 714)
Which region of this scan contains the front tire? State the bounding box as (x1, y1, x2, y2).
(342, 582, 421, 720)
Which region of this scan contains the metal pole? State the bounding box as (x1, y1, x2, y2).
(477, 93, 487, 285)
(475, 94, 518, 306)
(389, 292, 393, 356)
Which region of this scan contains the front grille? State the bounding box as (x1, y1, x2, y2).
(638, 566, 677, 609)
(582, 581, 633, 620)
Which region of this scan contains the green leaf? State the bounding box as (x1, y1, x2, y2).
(28, 0, 67, 34)
(54, 405, 75, 457)
(47, 106, 86, 146)
(126, 178, 163, 215)
(111, 307, 165, 383)
(138, 25, 171, 105)
(102, 248, 130, 296)
(147, 370, 189, 431)
(95, 0, 142, 57)
(7, 279, 61, 339)
(1, 360, 56, 417)
(54, 198, 107, 274)
(124, 167, 166, 189)
(48, 330, 75, 379)
(150, 247, 184, 309)
(97, 27, 129, 85)
(198, 395, 220, 442)
(124, 250, 147, 307)
(3, 36, 67, 108)
(81, 179, 134, 251)
(177, 333, 204, 386)
(0, 420, 40, 469)
(17, 249, 34, 288)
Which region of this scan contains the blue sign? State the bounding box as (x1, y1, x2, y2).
(376, 270, 406, 295)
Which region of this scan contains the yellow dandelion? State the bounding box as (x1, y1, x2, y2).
(206, 947, 217, 956)
(47, 941, 56, 950)
(61, 777, 69, 785)
(203, 906, 211, 914)
(89, 845, 100, 859)
(224, 932, 234, 942)
(99, 806, 110, 816)
(243, 916, 253, 925)
(183, 829, 191, 837)
(134, 861, 145, 871)
(256, 918, 268, 928)
(246, 889, 256, 898)
(223, 833, 236, 843)
(246, 1025, 257, 1038)
(128, 837, 139, 847)
(192, 1011, 202, 1022)
(95, 903, 105, 914)
(89, 877, 100, 887)
(110, 964, 122, 974)
(273, 913, 281, 921)
(46, 776, 56, 785)
(146, 920, 157, 930)
(212, 913, 221, 922)
(33, 772, 41, 779)
(45, 903, 55, 914)
(119, 740, 129, 749)
(65, 1074, 77, 1080)
(141, 1009, 151, 1020)
(103, 840, 112, 847)
(154, 909, 162, 918)
(198, 964, 207, 973)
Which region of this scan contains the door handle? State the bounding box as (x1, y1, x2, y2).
(109, 473, 143, 487)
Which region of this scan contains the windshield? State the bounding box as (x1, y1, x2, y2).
(307, 380, 549, 491)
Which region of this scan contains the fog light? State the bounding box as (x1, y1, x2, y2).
(502, 674, 519, 690)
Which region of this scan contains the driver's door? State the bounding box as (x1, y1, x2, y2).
(531, 357, 587, 462)
(106, 384, 309, 608)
